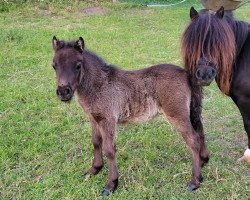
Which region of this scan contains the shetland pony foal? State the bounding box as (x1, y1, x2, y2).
(52, 36, 209, 195)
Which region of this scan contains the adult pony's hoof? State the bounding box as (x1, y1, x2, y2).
(239, 149, 250, 164)
(187, 183, 199, 192)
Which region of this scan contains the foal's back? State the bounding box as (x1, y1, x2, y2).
(75, 50, 191, 124)
(109, 64, 191, 124)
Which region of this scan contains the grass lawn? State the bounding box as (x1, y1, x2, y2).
(0, 0, 250, 199)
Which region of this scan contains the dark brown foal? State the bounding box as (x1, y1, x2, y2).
(52, 36, 209, 196)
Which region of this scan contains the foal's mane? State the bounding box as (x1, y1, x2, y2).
(181, 10, 248, 95)
(57, 39, 118, 73)
(82, 49, 120, 81)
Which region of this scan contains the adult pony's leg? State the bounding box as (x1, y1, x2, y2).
(98, 118, 119, 196)
(164, 113, 202, 191)
(199, 132, 209, 167)
(231, 94, 250, 163)
(85, 120, 103, 177)
(189, 83, 209, 166)
(190, 111, 209, 167)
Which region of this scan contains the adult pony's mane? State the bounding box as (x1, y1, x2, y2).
(224, 14, 249, 57)
(181, 10, 248, 95)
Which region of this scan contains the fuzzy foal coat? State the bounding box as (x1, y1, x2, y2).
(52, 38, 208, 195)
(77, 61, 191, 125)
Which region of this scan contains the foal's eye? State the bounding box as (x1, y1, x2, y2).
(76, 63, 82, 71)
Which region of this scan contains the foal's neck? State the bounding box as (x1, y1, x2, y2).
(76, 50, 109, 96)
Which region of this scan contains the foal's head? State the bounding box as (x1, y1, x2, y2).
(181, 7, 236, 94)
(52, 36, 85, 102)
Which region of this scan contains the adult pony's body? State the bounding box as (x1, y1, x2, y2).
(181, 7, 250, 161)
(52, 37, 208, 195)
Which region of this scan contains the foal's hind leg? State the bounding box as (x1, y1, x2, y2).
(164, 114, 202, 191)
(85, 120, 103, 177)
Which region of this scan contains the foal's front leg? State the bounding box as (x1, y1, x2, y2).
(86, 120, 104, 177)
(99, 118, 119, 196)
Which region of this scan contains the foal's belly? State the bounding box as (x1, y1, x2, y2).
(118, 96, 160, 124)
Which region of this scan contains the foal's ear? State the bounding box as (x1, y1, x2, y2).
(75, 37, 85, 53)
(52, 36, 59, 50)
(190, 7, 198, 19)
(215, 6, 224, 19)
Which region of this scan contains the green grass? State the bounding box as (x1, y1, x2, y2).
(1, 1, 250, 199)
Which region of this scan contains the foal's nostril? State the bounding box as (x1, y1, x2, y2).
(65, 88, 71, 95)
(65, 86, 73, 97)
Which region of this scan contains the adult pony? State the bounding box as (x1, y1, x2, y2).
(52, 36, 209, 195)
(181, 6, 250, 162)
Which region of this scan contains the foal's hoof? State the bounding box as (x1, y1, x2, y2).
(102, 179, 118, 197)
(83, 165, 104, 180)
(187, 183, 199, 192)
(102, 189, 113, 197)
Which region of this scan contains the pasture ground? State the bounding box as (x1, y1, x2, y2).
(0, 0, 250, 199)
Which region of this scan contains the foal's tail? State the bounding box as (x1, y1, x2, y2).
(189, 75, 204, 134)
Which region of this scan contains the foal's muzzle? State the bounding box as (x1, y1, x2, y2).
(56, 85, 73, 102)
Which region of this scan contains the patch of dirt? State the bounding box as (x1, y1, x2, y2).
(33, 174, 43, 182)
(37, 8, 51, 15)
(143, 9, 153, 13)
(83, 7, 108, 15)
